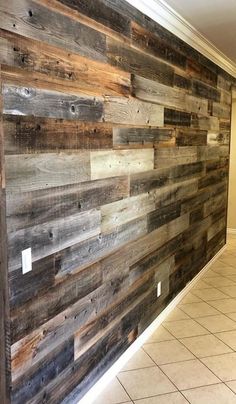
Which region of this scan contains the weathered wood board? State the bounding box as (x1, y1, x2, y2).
(0, 0, 233, 402)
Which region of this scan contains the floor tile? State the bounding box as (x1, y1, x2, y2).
(133, 392, 188, 404)
(204, 277, 235, 287)
(209, 298, 236, 314)
(163, 319, 209, 338)
(179, 293, 202, 305)
(196, 314, 236, 333)
(220, 257, 236, 267)
(218, 285, 236, 298)
(192, 280, 211, 290)
(226, 380, 236, 393)
(165, 307, 190, 322)
(117, 367, 176, 400)
(202, 352, 236, 381)
(227, 312, 236, 322)
(121, 348, 155, 372)
(213, 267, 236, 276)
(225, 275, 236, 282)
(145, 325, 175, 343)
(180, 302, 219, 318)
(160, 359, 220, 390)
(179, 334, 232, 358)
(202, 269, 222, 278)
(216, 330, 236, 350)
(192, 288, 229, 301)
(96, 378, 130, 404)
(143, 339, 194, 365)
(182, 383, 236, 404)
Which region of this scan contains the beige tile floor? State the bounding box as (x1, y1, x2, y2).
(96, 235, 236, 404)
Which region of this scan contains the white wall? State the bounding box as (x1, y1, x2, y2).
(228, 95, 236, 230)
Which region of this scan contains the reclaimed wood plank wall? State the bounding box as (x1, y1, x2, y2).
(0, 0, 234, 402)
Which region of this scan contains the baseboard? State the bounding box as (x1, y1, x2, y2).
(78, 244, 227, 404)
(227, 228, 236, 235)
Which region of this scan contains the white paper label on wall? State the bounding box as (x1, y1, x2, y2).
(22, 248, 32, 274)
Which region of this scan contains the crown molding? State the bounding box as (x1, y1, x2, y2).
(126, 0, 236, 78)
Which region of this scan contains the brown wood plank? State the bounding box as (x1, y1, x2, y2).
(0, 31, 130, 97)
(176, 129, 207, 146)
(3, 115, 113, 154)
(131, 22, 187, 69)
(0, 0, 107, 62)
(164, 108, 191, 127)
(57, 0, 131, 36)
(107, 37, 174, 85)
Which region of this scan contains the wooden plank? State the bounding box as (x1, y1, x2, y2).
(211, 102, 231, 119)
(57, 0, 131, 36)
(192, 79, 221, 102)
(3, 115, 113, 154)
(132, 75, 208, 115)
(104, 96, 164, 126)
(0, 66, 11, 403)
(9, 255, 55, 308)
(220, 89, 232, 105)
(174, 73, 191, 91)
(186, 58, 217, 87)
(154, 147, 198, 168)
(207, 132, 230, 145)
(107, 37, 174, 85)
(11, 262, 103, 343)
(55, 217, 148, 278)
(11, 339, 74, 404)
(0, 0, 106, 62)
(8, 209, 101, 272)
(130, 168, 170, 195)
(131, 22, 187, 69)
(6, 176, 129, 232)
(0, 31, 130, 97)
(207, 217, 226, 241)
(5, 152, 90, 193)
(176, 129, 207, 146)
(147, 202, 181, 233)
(217, 75, 232, 92)
(3, 85, 104, 122)
(90, 149, 154, 180)
(113, 127, 174, 148)
(164, 108, 191, 127)
(191, 114, 220, 131)
(101, 193, 155, 232)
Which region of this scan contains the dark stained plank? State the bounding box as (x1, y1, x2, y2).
(0, 0, 106, 62)
(0, 30, 130, 97)
(147, 202, 181, 233)
(113, 127, 174, 148)
(5, 151, 90, 193)
(10, 262, 102, 343)
(131, 22, 187, 69)
(3, 85, 104, 122)
(8, 209, 101, 272)
(57, 0, 131, 36)
(192, 79, 221, 102)
(164, 108, 191, 127)
(174, 73, 191, 91)
(3, 115, 113, 154)
(9, 255, 55, 308)
(11, 339, 74, 404)
(6, 176, 129, 232)
(107, 37, 174, 85)
(187, 58, 218, 87)
(176, 129, 207, 146)
(130, 168, 170, 195)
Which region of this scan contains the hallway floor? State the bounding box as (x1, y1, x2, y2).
(96, 235, 236, 404)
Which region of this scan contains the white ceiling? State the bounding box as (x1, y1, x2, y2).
(164, 0, 236, 64)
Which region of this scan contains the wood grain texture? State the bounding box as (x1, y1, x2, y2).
(104, 96, 164, 126)
(0, 0, 233, 401)
(0, 0, 107, 62)
(90, 149, 154, 179)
